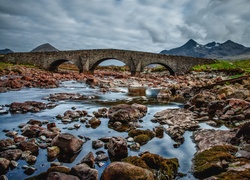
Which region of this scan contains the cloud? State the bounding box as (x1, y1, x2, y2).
(0, 0, 249, 53)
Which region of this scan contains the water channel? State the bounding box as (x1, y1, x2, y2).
(0, 80, 227, 179)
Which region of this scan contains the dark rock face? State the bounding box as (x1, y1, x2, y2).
(18, 141, 39, 155)
(0, 158, 10, 175)
(80, 152, 95, 168)
(231, 122, 250, 145)
(101, 162, 154, 180)
(107, 137, 128, 160)
(51, 133, 84, 154)
(0, 149, 22, 161)
(70, 163, 98, 180)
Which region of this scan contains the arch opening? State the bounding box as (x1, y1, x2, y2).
(143, 63, 175, 76)
(90, 58, 130, 76)
(49, 59, 79, 73)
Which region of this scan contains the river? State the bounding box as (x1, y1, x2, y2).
(0, 80, 227, 179)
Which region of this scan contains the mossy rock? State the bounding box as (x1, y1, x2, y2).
(128, 129, 155, 145)
(216, 168, 250, 180)
(192, 145, 238, 179)
(123, 152, 179, 180)
(134, 134, 151, 145)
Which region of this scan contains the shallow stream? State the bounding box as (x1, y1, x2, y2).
(0, 81, 227, 179)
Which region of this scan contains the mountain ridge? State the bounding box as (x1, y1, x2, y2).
(160, 39, 250, 60)
(30, 43, 59, 52)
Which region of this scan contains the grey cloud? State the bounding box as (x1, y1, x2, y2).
(0, 0, 249, 53)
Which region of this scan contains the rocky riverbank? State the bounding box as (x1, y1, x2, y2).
(0, 65, 250, 179)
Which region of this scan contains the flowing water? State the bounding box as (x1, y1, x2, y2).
(0, 81, 227, 180)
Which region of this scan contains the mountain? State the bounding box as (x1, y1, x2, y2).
(0, 48, 14, 54)
(160, 39, 250, 60)
(31, 43, 59, 52)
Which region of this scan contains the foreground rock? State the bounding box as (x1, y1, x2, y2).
(107, 137, 128, 160)
(122, 152, 179, 180)
(193, 129, 236, 153)
(108, 103, 147, 131)
(152, 108, 199, 146)
(101, 162, 154, 180)
(9, 101, 56, 113)
(51, 133, 84, 154)
(192, 127, 250, 179)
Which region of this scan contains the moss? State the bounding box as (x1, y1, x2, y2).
(123, 153, 179, 180)
(122, 156, 149, 169)
(141, 153, 179, 177)
(134, 134, 151, 145)
(128, 129, 155, 139)
(193, 145, 238, 179)
(216, 169, 250, 180)
(128, 129, 155, 145)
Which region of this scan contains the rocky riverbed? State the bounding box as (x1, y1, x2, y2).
(0, 65, 250, 179)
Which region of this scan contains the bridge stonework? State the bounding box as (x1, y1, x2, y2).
(2, 49, 215, 75)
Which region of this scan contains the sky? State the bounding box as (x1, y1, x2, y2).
(0, 0, 250, 53)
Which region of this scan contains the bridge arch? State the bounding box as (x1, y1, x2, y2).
(142, 62, 175, 75)
(48, 59, 80, 72)
(89, 58, 131, 73)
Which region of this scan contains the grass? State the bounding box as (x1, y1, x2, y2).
(0, 62, 37, 71)
(192, 59, 250, 78)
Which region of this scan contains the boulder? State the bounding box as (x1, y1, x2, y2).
(47, 171, 80, 180)
(193, 129, 236, 153)
(80, 152, 95, 168)
(128, 129, 155, 145)
(0, 139, 15, 150)
(108, 103, 147, 123)
(0, 149, 22, 161)
(101, 162, 154, 180)
(70, 163, 98, 180)
(152, 108, 199, 144)
(123, 152, 179, 179)
(92, 140, 104, 149)
(52, 133, 84, 154)
(192, 145, 238, 179)
(18, 141, 39, 155)
(107, 137, 128, 160)
(88, 117, 101, 129)
(47, 146, 60, 160)
(0, 158, 10, 175)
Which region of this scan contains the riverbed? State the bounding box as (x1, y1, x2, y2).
(0, 80, 227, 179)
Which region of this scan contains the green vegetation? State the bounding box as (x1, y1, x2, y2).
(193, 145, 238, 179)
(192, 59, 250, 76)
(123, 153, 179, 180)
(0, 62, 36, 71)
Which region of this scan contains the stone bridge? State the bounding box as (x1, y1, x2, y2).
(2, 49, 215, 75)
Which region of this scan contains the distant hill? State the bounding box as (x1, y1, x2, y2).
(31, 43, 59, 52)
(0, 48, 14, 54)
(160, 39, 250, 60)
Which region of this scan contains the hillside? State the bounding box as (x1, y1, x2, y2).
(0, 48, 14, 54)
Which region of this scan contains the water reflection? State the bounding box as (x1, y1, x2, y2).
(0, 81, 221, 179)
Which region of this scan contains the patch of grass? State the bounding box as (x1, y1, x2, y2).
(0, 62, 36, 71)
(192, 59, 250, 75)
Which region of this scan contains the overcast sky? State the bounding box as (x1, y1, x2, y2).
(0, 0, 250, 53)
